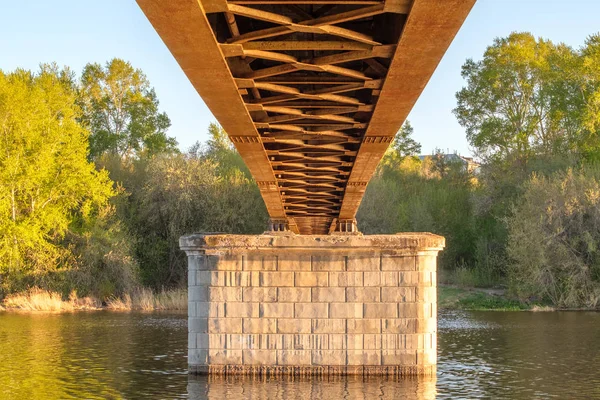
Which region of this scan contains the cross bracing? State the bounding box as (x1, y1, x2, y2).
(137, 0, 475, 234)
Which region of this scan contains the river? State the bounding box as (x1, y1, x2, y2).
(0, 310, 598, 399)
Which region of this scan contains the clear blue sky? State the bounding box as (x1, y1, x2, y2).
(1, 1, 599, 157)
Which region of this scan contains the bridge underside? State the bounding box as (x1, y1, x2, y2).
(137, 0, 474, 234)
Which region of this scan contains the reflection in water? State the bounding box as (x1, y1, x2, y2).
(188, 374, 436, 400)
(437, 310, 600, 399)
(0, 312, 188, 399)
(1, 310, 599, 399)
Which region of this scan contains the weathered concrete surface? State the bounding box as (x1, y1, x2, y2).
(181, 233, 443, 375)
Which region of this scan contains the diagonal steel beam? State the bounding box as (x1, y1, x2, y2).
(137, 0, 475, 234)
(136, 0, 290, 226)
(337, 0, 476, 226)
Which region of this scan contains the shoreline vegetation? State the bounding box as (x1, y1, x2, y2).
(4, 32, 600, 312)
(0, 287, 187, 312)
(438, 286, 556, 311)
(2, 285, 592, 313)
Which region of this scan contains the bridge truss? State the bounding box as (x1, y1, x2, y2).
(137, 0, 474, 234)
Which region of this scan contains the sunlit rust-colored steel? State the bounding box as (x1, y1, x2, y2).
(136, 0, 475, 234)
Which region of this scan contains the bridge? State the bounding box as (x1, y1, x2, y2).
(137, 0, 474, 235)
(137, 0, 475, 376)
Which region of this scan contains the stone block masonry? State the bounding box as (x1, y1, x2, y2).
(180, 233, 444, 376)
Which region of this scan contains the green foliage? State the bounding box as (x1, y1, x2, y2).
(107, 131, 268, 288)
(442, 265, 498, 288)
(469, 153, 580, 282)
(450, 32, 600, 300)
(79, 58, 176, 160)
(506, 167, 600, 308)
(379, 121, 422, 170)
(5, 32, 600, 311)
(66, 203, 138, 298)
(456, 292, 529, 311)
(580, 34, 600, 159)
(0, 61, 269, 297)
(454, 32, 585, 162)
(0, 67, 115, 283)
(437, 286, 530, 311)
(391, 121, 422, 158)
(202, 122, 251, 178)
(358, 154, 477, 271)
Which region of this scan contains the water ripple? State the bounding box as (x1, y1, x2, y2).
(0, 310, 599, 399)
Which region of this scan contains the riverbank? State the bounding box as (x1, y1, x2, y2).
(0, 287, 187, 312)
(438, 285, 555, 311)
(0, 285, 570, 313)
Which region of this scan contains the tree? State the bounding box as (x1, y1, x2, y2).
(79, 58, 176, 160)
(379, 120, 422, 170)
(392, 121, 422, 157)
(358, 151, 477, 271)
(454, 32, 583, 162)
(201, 122, 251, 178)
(506, 168, 600, 307)
(134, 146, 267, 288)
(580, 34, 600, 159)
(0, 66, 114, 275)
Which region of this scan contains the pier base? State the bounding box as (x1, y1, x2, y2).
(180, 233, 443, 376)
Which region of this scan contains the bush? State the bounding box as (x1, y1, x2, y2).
(506, 168, 600, 307)
(66, 203, 139, 298)
(0, 66, 118, 297)
(2, 288, 101, 311)
(358, 155, 478, 272)
(121, 150, 267, 288)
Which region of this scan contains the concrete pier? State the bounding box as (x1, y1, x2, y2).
(181, 233, 443, 376)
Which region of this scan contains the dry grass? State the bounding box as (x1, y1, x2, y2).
(105, 293, 132, 311)
(106, 288, 187, 311)
(2, 287, 187, 313)
(531, 305, 556, 312)
(2, 288, 101, 312)
(154, 288, 187, 311)
(134, 288, 155, 311)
